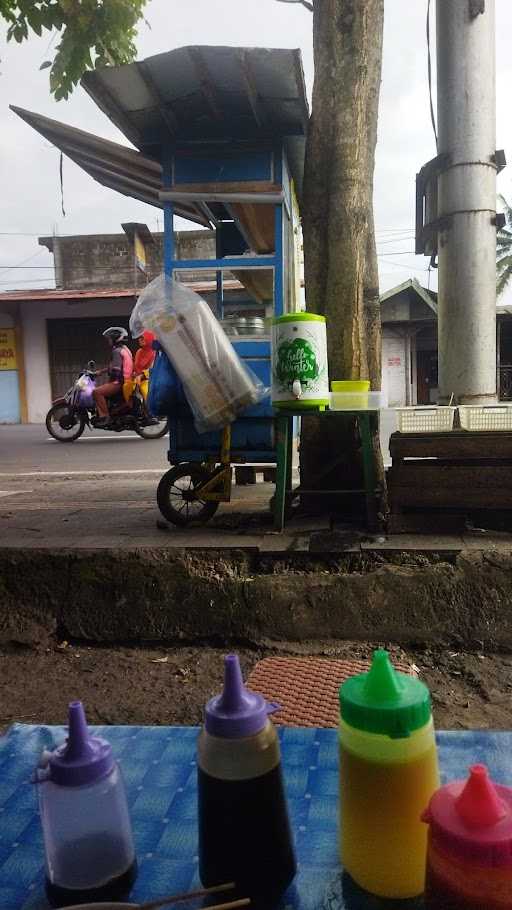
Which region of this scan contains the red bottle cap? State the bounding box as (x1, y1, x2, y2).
(422, 764, 512, 867)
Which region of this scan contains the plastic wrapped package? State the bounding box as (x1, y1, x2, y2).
(130, 275, 267, 433)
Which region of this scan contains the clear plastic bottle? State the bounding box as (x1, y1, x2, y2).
(339, 649, 439, 898)
(36, 701, 137, 907)
(423, 764, 512, 909)
(197, 654, 296, 909)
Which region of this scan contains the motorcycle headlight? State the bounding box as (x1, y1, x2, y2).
(76, 376, 88, 390)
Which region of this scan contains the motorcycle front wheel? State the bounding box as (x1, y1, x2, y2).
(136, 418, 169, 440)
(45, 404, 86, 442)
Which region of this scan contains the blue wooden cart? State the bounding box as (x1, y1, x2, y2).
(155, 52, 307, 506)
(13, 45, 309, 524)
(156, 124, 305, 523)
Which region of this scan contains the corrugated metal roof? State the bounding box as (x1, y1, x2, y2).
(10, 47, 307, 307)
(81, 45, 308, 197)
(0, 279, 243, 303)
(0, 287, 136, 302)
(9, 107, 209, 227)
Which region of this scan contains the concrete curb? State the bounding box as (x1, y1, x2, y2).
(1, 548, 512, 649)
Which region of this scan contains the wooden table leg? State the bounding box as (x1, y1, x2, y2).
(274, 413, 291, 531)
(286, 416, 294, 492)
(359, 412, 378, 531)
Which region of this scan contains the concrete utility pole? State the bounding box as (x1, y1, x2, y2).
(436, 0, 497, 404)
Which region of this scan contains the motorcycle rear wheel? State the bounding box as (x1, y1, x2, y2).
(46, 404, 86, 442)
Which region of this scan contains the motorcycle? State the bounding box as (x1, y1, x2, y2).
(45, 361, 168, 443)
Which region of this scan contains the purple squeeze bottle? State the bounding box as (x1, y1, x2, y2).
(36, 701, 137, 907)
(197, 654, 296, 908)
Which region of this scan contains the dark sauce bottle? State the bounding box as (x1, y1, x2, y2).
(198, 655, 296, 909)
(36, 701, 137, 908)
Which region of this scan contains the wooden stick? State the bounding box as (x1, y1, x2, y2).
(139, 881, 237, 909)
(199, 901, 249, 910)
(142, 898, 249, 910)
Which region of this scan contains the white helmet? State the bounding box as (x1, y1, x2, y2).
(102, 326, 128, 344)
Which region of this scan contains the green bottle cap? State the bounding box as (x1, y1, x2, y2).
(339, 649, 432, 739)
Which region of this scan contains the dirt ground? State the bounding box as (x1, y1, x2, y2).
(1, 638, 512, 731)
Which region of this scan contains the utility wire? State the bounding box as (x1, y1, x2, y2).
(0, 226, 417, 236)
(0, 278, 57, 291)
(0, 250, 46, 279)
(377, 236, 415, 245)
(427, 0, 438, 148)
(59, 152, 66, 218)
(379, 260, 429, 272)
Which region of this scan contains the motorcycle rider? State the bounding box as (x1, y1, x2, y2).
(123, 329, 156, 411)
(93, 327, 133, 427)
(133, 330, 156, 377)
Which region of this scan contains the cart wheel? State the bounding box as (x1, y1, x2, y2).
(157, 464, 220, 527)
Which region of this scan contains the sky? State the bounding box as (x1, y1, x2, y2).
(1, 0, 512, 297)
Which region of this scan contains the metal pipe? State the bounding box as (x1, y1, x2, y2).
(274, 202, 284, 316)
(159, 191, 284, 204)
(162, 149, 175, 278)
(436, 0, 497, 404)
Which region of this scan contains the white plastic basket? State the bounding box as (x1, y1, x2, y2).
(396, 406, 456, 433)
(459, 405, 512, 431)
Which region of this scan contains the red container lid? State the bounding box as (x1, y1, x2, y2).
(422, 764, 512, 867)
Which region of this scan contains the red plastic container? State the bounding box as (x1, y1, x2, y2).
(422, 764, 512, 908)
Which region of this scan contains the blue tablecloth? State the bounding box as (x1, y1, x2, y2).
(1, 725, 512, 910)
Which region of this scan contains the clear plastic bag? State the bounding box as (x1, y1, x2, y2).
(130, 274, 267, 433)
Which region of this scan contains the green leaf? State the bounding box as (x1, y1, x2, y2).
(26, 7, 43, 36)
(1, 0, 148, 97)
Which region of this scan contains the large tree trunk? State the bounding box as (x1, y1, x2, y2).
(300, 0, 386, 515)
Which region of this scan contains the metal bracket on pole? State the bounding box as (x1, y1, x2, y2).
(493, 149, 507, 174)
(469, 0, 485, 19)
(415, 153, 450, 255)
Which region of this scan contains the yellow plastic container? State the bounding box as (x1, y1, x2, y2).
(331, 380, 370, 409)
(339, 650, 440, 899)
(331, 380, 370, 393)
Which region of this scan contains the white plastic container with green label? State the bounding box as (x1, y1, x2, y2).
(272, 313, 329, 409)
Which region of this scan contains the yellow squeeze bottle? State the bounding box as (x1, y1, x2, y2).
(339, 650, 439, 899)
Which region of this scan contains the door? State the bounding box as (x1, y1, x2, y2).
(416, 350, 438, 405)
(382, 333, 406, 407)
(47, 316, 131, 400)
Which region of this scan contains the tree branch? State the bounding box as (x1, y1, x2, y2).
(275, 0, 314, 11)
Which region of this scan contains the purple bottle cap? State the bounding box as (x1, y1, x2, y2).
(205, 654, 280, 738)
(46, 701, 114, 787)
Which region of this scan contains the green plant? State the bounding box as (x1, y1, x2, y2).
(1, 0, 147, 99)
(497, 194, 512, 297)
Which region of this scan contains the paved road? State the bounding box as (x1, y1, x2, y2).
(0, 425, 278, 549)
(0, 412, 396, 476)
(0, 424, 169, 475)
(0, 418, 504, 553)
